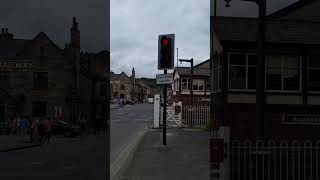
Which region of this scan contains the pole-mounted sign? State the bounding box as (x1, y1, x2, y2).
(158, 34, 175, 70)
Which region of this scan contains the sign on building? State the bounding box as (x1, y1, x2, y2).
(156, 73, 173, 84)
(0, 61, 32, 71)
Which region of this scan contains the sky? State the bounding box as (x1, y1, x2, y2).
(111, 0, 210, 78)
(0, 0, 108, 53)
(111, 0, 298, 78)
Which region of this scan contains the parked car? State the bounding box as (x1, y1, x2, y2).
(126, 100, 135, 105)
(49, 120, 81, 137)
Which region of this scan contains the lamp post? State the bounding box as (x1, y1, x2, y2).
(179, 58, 194, 107)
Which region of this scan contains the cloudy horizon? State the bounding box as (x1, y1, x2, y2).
(111, 0, 210, 78)
(111, 0, 298, 79)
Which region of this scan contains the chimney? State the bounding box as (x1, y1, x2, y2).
(0, 27, 14, 40)
(70, 17, 80, 48)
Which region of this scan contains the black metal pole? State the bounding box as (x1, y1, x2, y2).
(256, 0, 266, 139)
(190, 58, 194, 106)
(163, 70, 167, 145)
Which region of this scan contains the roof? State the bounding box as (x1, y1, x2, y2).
(0, 39, 31, 58)
(214, 16, 320, 45)
(194, 59, 210, 68)
(175, 67, 210, 77)
(0, 32, 62, 59)
(268, 0, 316, 18)
(110, 72, 130, 81)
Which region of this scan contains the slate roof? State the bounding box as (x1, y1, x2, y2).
(268, 0, 317, 18)
(175, 67, 210, 77)
(0, 39, 31, 59)
(213, 16, 320, 45)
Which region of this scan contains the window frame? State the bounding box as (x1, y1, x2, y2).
(228, 52, 256, 91)
(181, 78, 191, 91)
(265, 55, 302, 93)
(227, 52, 302, 92)
(307, 55, 320, 93)
(193, 79, 205, 91)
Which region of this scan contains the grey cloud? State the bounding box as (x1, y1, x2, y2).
(111, 0, 210, 78)
(0, 0, 108, 52)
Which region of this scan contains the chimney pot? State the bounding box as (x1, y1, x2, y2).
(5, 28, 8, 33)
(1, 28, 4, 33)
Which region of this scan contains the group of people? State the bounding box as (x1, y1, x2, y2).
(6, 115, 52, 144)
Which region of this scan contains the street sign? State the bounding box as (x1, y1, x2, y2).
(156, 73, 173, 84)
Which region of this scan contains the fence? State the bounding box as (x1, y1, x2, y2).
(181, 106, 210, 127)
(231, 139, 320, 180)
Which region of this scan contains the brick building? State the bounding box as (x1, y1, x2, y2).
(172, 60, 211, 106)
(0, 18, 107, 128)
(211, 0, 320, 140)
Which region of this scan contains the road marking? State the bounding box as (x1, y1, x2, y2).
(110, 131, 146, 180)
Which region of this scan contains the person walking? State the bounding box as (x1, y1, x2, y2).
(42, 118, 52, 143)
(30, 118, 38, 143)
(8, 117, 16, 135)
(16, 115, 22, 136)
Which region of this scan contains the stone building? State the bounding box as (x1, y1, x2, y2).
(0, 18, 107, 129)
(110, 68, 153, 102)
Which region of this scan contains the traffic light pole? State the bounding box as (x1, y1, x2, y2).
(162, 70, 167, 146)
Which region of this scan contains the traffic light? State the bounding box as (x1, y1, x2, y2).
(158, 34, 174, 70)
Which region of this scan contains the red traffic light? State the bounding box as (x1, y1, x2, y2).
(162, 38, 169, 46)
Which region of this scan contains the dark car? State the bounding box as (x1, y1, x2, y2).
(127, 100, 135, 105)
(50, 120, 81, 137)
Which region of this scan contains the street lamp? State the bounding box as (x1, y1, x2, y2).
(179, 58, 194, 107)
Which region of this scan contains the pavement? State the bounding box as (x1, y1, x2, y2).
(0, 135, 41, 152)
(0, 134, 107, 180)
(111, 103, 153, 180)
(116, 128, 210, 180)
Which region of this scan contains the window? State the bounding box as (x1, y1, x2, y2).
(100, 84, 107, 96)
(266, 55, 300, 91)
(308, 55, 320, 91)
(181, 78, 191, 90)
(229, 53, 255, 90)
(120, 84, 125, 90)
(0, 71, 10, 87)
(193, 79, 205, 91)
(213, 56, 223, 91)
(173, 79, 180, 91)
(206, 81, 211, 91)
(33, 72, 48, 89)
(32, 101, 47, 117)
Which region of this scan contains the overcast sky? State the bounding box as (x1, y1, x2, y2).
(111, 0, 210, 78)
(111, 0, 298, 78)
(0, 0, 108, 53)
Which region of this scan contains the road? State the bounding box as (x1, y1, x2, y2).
(110, 103, 153, 178)
(0, 103, 152, 180)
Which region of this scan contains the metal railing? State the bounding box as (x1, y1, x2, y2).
(181, 106, 210, 127)
(231, 139, 320, 180)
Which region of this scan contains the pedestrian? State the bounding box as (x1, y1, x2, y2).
(30, 118, 38, 143)
(8, 117, 16, 135)
(42, 117, 51, 143)
(20, 116, 29, 137)
(16, 115, 21, 136)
